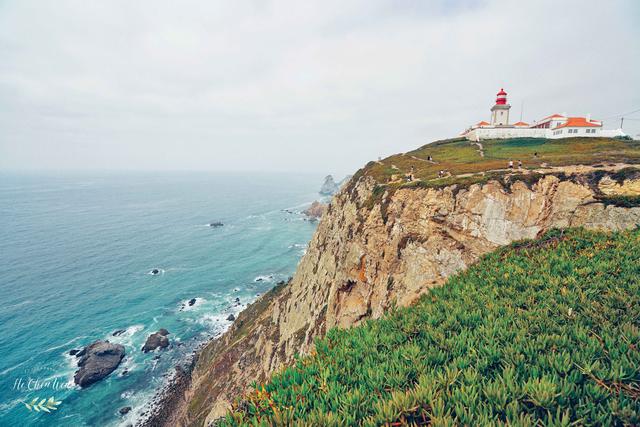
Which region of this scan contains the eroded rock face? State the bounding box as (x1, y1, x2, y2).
(74, 340, 125, 388)
(165, 166, 640, 426)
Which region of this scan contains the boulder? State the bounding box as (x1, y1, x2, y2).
(226, 314, 236, 322)
(112, 329, 126, 336)
(188, 298, 196, 306)
(73, 340, 125, 388)
(69, 349, 80, 356)
(119, 406, 132, 415)
(142, 330, 170, 353)
(208, 222, 223, 228)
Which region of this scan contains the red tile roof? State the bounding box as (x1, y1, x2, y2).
(540, 113, 566, 121)
(554, 117, 602, 129)
(513, 121, 529, 127)
(476, 121, 490, 127)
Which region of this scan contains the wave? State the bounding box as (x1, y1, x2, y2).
(147, 268, 165, 276)
(288, 243, 307, 249)
(0, 359, 30, 377)
(178, 297, 206, 311)
(43, 335, 88, 353)
(253, 274, 274, 283)
(4, 299, 33, 310)
(108, 324, 145, 352)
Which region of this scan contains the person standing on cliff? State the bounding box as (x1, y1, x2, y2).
(508, 160, 514, 169)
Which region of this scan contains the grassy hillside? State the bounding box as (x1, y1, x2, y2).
(361, 136, 640, 188)
(222, 228, 640, 426)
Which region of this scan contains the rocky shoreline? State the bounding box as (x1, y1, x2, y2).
(138, 358, 196, 427)
(136, 287, 270, 426)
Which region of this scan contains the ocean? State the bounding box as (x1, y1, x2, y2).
(0, 172, 323, 426)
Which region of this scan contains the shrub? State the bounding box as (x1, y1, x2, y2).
(222, 229, 640, 426)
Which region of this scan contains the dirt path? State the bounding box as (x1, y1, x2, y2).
(453, 162, 635, 180)
(409, 155, 436, 164)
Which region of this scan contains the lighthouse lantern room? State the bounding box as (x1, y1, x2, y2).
(490, 88, 511, 126)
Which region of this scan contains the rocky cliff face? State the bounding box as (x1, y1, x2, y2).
(166, 165, 640, 427)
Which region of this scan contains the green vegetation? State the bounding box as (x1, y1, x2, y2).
(596, 195, 640, 208)
(361, 136, 640, 189)
(222, 229, 640, 426)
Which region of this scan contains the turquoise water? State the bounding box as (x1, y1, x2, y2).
(0, 172, 322, 426)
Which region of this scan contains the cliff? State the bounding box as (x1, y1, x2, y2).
(152, 137, 640, 426)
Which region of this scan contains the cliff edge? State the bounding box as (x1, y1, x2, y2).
(149, 137, 640, 426)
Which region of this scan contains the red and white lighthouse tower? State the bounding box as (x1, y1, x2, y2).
(490, 88, 511, 126)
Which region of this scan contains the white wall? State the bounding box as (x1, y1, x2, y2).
(465, 128, 548, 141)
(465, 127, 626, 141)
(548, 128, 625, 139)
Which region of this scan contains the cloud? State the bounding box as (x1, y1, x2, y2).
(0, 0, 638, 173)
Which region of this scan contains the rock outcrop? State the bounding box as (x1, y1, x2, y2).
(152, 165, 640, 426)
(74, 340, 125, 388)
(303, 201, 327, 219)
(142, 329, 170, 353)
(319, 175, 339, 195)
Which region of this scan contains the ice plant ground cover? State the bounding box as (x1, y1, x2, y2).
(223, 228, 640, 426)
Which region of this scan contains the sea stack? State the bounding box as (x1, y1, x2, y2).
(319, 175, 339, 195)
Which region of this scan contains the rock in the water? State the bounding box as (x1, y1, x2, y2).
(319, 175, 339, 195)
(142, 330, 170, 353)
(150, 269, 160, 275)
(303, 201, 327, 219)
(73, 340, 125, 388)
(208, 222, 223, 227)
(69, 349, 80, 356)
(112, 329, 126, 337)
(119, 406, 132, 415)
(188, 298, 196, 306)
(226, 314, 236, 322)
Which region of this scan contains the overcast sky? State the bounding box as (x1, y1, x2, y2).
(1, 0, 639, 175)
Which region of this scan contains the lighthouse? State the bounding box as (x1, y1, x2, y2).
(490, 88, 511, 126)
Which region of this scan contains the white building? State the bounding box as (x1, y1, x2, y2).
(462, 89, 625, 141)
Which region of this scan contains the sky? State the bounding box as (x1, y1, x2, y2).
(1, 0, 639, 175)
